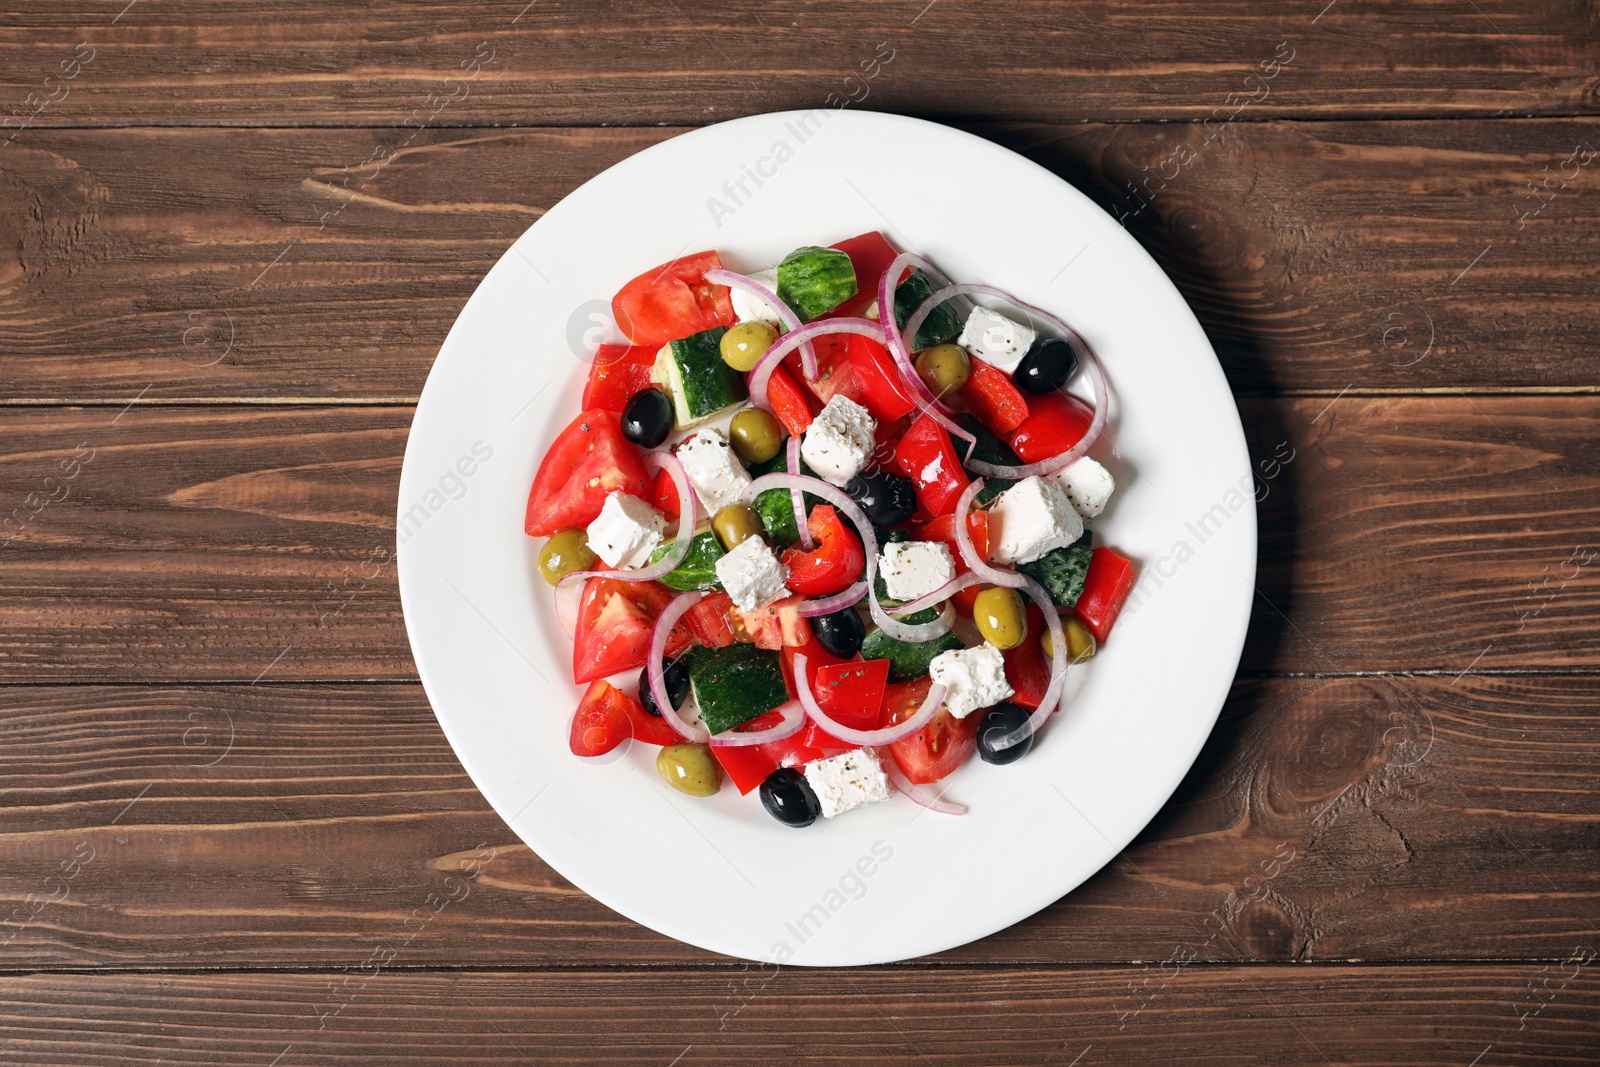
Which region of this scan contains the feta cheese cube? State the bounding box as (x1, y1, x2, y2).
(583, 492, 665, 569)
(731, 267, 783, 324)
(803, 748, 892, 818)
(1054, 456, 1115, 520)
(879, 540, 956, 602)
(801, 395, 876, 487)
(928, 643, 1014, 719)
(713, 535, 789, 612)
(988, 475, 1084, 565)
(677, 428, 751, 517)
(958, 306, 1037, 374)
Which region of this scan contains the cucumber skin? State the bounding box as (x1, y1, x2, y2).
(893, 269, 963, 350)
(749, 450, 821, 547)
(956, 414, 1021, 506)
(686, 643, 789, 734)
(777, 246, 858, 322)
(649, 531, 725, 592)
(667, 326, 746, 424)
(1015, 530, 1094, 607)
(860, 629, 964, 683)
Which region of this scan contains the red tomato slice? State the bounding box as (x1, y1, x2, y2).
(568, 680, 674, 756)
(892, 413, 971, 517)
(828, 231, 901, 318)
(647, 466, 680, 523)
(781, 505, 866, 597)
(1003, 604, 1053, 710)
(884, 677, 979, 783)
(918, 510, 990, 615)
(524, 409, 651, 536)
(960, 356, 1030, 435)
(684, 590, 741, 649)
(845, 333, 915, 422)
(1074, 547, 1136, 643)
(580, 344, 658, 414)
(767, 362, 817, 436)
(1007, 391, 1094, 464)
(611, 251, 736, 347)
(735, 595, 813, 650)
(802, 334, 857, 407)
(572, 577, 691, 685)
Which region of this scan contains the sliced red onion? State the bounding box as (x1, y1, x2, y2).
(991, 576, 1069, 753)
(793, 652, 947, 746)
(748, 316, 885, 409)
(872, 598, 954, 642)
(909, 282, 1109, 480)
(551, 451, 697, 603)
(649, 591, 709, 743)
(952, 478, 1027, 590)
(881, 755, 967, 816)
(875, 253, 977, 456)
(707, 699, 806, 748)
(704, 267, 816, 380)
(890, 571, 983, 616)
(796, 580, 867, 618)
(786, 434, 815, 552)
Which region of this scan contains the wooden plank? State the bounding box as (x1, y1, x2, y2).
(0, 676, 1594, 967)
(0, 398, 1594, 681)
(0, 1, 1596, 127)
(2, 121, 1598, 399)
(0, 964, 1595, 1065)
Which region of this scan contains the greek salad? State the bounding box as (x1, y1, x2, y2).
(525, 232, 1135, 827)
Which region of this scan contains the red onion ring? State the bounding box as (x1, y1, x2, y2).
(991, 576, 1069, 753)
(875, 253, 977, 456)
(648, 591, 710, 743)
(889, 571, 983, 617)
(796, 581, 867, 618)
(908, 282, 1109, 480)
(952, 478, 1027, 590)
(882, 755, 967, 816)
(707, 698, 806, 748)
(786, 434, 815, 552)
(793, 652, 947, 746)
(704, 267, 816, 380)
(748, 316, 885, 410)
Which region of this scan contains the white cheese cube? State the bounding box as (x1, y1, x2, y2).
(988, 475, 1084, 565)
(713, 535, 789, 612)
(1054, 456, 1115, 520)
(677, 428, 751, 518)
(803, 748, 892, 818)
(928, 643, 1014, 719)
(583, 492, 665, 569)
(879, 540, 956, 602)
(801, 395, 876, 487)
(958, 306, 1037, 374)
(731, 267, 783, 324)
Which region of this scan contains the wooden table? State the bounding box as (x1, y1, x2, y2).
(2, 2, 1597, 1062)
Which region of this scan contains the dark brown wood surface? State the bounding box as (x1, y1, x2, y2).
(2, 1, 1596, 1062)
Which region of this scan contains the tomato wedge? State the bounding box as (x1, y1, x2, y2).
(580, 344, 658, 414)
(767, 362, 817, 436)
(883, 677, 979, 783)
(960, 356, 1030, 435)
(684, 590, 741, 649)
(918, 510, 990, 615)
(1007, 390, 1094, 464)
(524, 409, 651, 536)
(781, 505, 866, 597)
(611, 250, 736, 347)
(647, 466, 680, 522)
(893, 413, 971, 517)
(828, 231, 900, 318)
(1074, 547, 1135, 643)
(736, 595, 813, 650)
(1002, 604, 1053, 709)
(572, 577, 691, 685)
(569, 680, 679, 757)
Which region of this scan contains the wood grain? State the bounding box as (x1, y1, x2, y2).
(2, 121, 1599, 400)
(0, 964, 1595, 1065)
(0, 398, 1594, 681)
(0, 1, 1597, 126)
(1, 675, 1594, 968)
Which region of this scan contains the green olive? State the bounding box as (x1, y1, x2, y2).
(729, 407, 784, 465)
(1041, 617, 1097, 664)
(538, 528, 597, 587)
(973, 586, 1027, 651)
(914, 343, 970, 397)
(720, 321, 779, 372)
(713, 503, 765, 552)
(657, 744, 723, 797)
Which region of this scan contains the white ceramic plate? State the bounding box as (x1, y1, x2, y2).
(397, 110, 1255, 966)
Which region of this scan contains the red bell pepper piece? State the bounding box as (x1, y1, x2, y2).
(710, 745, 779, 795)
(960, 357, 1030, 435)
(828, 231, 901, 318)
(799, 658, 890, 749)
(1074, 547, 1136, 643)
(1007, 390, 1094, 464)
(781, 505, 866, 597)
(844, 333, 915, 422)
(766, 362, 817, 436)
(580, 343, 659, 414)
(893, 413, 971, 516)
(1002, 604, 1053, 709)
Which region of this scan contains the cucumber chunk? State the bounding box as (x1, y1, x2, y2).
(649, 531, 725, 592)
(686, 642, 789, 734)
(1015, 530, 1094, 607)
(777, 246, 858, 322)
(956, 413, 1020, 506)
(859, 628, 963, 683)
(893, 269, 963, 350)
(652, 326, 747, 428)
(749, 449, 822, 547)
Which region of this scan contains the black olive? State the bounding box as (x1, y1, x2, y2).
(811, 607, 865, 659)
(621, 387, 674, 449)
(1014, 337, 1079, 396)
(976, 702, 1034, 765)
(759, 767, 821, 827)
(846, 471, 917, 526)
(637, 656, 689, 717)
